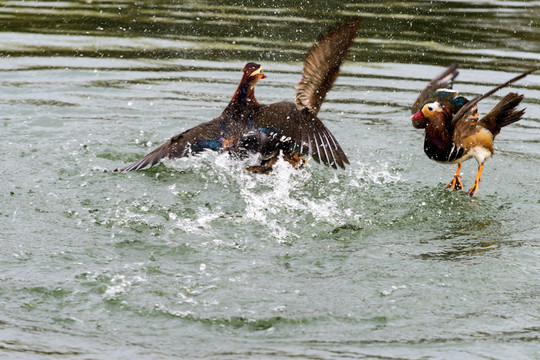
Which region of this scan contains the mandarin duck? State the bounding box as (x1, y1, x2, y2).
(117, 19, 360, 173)
(411, 64, 537, 196)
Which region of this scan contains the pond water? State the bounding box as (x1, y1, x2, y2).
(1, 1, 540, 359)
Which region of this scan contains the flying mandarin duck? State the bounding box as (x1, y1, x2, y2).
(411, 64, 537, 196)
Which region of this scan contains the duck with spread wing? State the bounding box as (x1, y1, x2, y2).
(411, 64, 537, 196)
(117, 19, 360, 173)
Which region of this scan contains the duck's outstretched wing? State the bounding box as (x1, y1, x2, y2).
(411, 63, 459, 114)
(116, 119, 223, 171)
(451, 67, 538, 128)
(253, 102, 349, 169)
(293, 109, 349, 169)
(449, 68, 536, 145)
(295, 18, 361, 116)
(451, 93, 526, 154)
(452, 92, 524, 145)
(478, 93, 524, 137)
(117, 140, 170, 172)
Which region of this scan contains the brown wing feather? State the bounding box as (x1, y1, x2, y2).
(412, 63, 459, 114)
(292, 108, 349, 169)
(295, 18, 361, 116)
(452, 104, 481, 147)
(116, 119, 222, 171)
(254, 102, 349, 169)
(451, 67, 538, 127)
(116, 140, 171, 171)
(478, 93, 525, 137)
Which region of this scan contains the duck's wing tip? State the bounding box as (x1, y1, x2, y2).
(115, 119, 224, 173)
(451, 67, 537, 127)
(478, 92, 525, 136)
(295, 18, 361, 116)
(296, 112, 349, 170)
(116, 141, 170, 172)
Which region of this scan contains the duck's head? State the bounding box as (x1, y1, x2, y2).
(242, 62, 267, 83)
(229, 63, 267, 107)
(411, 101, 451, 128)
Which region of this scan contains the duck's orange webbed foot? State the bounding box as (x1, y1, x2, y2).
(445, 163, 463, 190)
(467, 164, 484, 197)
(445, 174, 463, 190)
(467, 183, 479, 197)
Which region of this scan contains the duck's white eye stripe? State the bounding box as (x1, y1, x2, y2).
(250, 67, 263, 76)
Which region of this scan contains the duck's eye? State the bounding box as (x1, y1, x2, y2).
(428, 106, 433, 111)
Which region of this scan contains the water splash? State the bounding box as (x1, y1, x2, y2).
(103, 274, 147, 300)
(170, 206, 224, 235)
(349, 160, 401, 190)
(164, 152, 403, 242)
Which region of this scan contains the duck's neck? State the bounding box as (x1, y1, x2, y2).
(228, 79, 259, 108)
(424, 113, 455, 161)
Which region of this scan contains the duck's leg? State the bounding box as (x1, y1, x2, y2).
(283, 151, 305, 169)
(445, 163, 463, 190)
(467, 164, 484, 196)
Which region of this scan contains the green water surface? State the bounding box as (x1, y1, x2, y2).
(1, 1, 540, 359)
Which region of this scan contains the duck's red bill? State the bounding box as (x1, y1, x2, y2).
(410, 110, 428, 129)
(410, 111, 425, 121)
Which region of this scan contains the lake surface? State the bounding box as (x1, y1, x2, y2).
(1, 1, 540, 359)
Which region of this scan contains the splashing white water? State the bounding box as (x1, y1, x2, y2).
(165, 152, 402, 242)
(349, 160, 401, 189)
(103, 274, 146, 300)
(170, 206, 224, 235)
